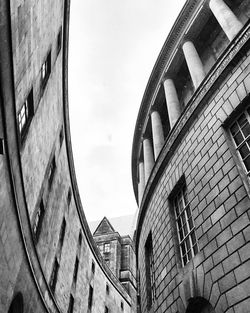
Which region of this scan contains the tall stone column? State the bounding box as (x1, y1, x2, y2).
(138, 161, 145, 205)
(163, 78, 181, 128)
(143, 138, 154, 183)
(209, 0, 243, 41)
(182, 41, 206, 89)
(151, 111, 164, 159)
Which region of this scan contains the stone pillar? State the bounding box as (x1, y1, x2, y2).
(143, 138, 154, 183)
(151, 111, 164, 159)
(163, 78, 181, 128)
(209, 0, 243, 41)
(138, 161, 145, 205)
(182, 41, 206, 89)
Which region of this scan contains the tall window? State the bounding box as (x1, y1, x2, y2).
(41, 50, 51, 90)
(67, 294, 74, 313)
(57, 27, 62, 55)
(73, 257, 79, 283)
(48, 155, 56, 186)
(145, 233, 155, 309)
(173, 183, 198, 266)
(33, 199, 45, 241)
(91, 261, 95, 274)
(104, 306, 109, 313)
(104, 243, 110, 253)
(50, 258, 59, 293)
(88, 285, 93, 310)
(59, 218, 66, 247)
(18, 89, 34, 141)
(78, 231, 82, 247)
(230, 109, 250, 173)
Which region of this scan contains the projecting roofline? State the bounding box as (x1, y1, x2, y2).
(131, 0, 207, 202)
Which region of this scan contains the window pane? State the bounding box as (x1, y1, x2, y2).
(244, 155, 250, 171)
(238, 114, 247, 127)
(188, 217, 194, 230)
(234, 132, 244, 145)
(241, 122, 250, 138)
(230, 123, 239, 136)
(239, 144, 250, 159)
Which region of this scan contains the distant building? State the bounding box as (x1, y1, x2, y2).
(92, 216, 137, 309)
(131, 1, 250, 313)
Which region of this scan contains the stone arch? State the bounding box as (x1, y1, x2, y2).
(186, 297, 215, 313)
(8, 292, 24, 313)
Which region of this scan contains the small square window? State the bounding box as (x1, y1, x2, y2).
(41, 50, 51, 90)
(104, 243, 110, 253)
(18, 89, 34, 141)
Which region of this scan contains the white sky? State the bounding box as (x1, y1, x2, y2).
(68, 0, 186, 222)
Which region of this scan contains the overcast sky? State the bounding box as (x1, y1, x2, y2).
(68, 0, 186, 222)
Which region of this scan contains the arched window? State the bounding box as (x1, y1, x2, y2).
(186, 297, 215, 313)
(8, 292, 23, 313)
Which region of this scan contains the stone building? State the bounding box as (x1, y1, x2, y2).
(0, 1, 134, 313)
(92, 217, 137, 308)
(131, 0, 250, 313)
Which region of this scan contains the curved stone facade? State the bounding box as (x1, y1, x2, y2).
(132, 1, 250, 312)
(0, 1, 133, 312)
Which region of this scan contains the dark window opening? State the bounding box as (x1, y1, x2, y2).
(59, 125, 64, 147)
(48, 155, 56, 187)
(33, 199, 45, 242)
(73, 257, 79, 282)
(145, 232, 155, 309)
(104, 306, 109, 313)
(0, 138, 4, 155)
(67, 295, 74, 313)
(8, 292, 23, 313)
(59, 218, 66, 248)
(91, 261, 95, 274)
(121, 301, 124, 311)
(18, 89, 34, 142)
(78, 231, 82, 247)
(67, 187, 72, 206)
(88, 285, 93, 310)
(57, 27, 62, 55)
(50, 258, 59, 293)
(106, 283, 109, 295)
(41, 50, 51, 90)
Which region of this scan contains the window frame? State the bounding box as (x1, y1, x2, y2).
(172, 183, 198, 267)
(41, 50, 51, 91)
(104, 243, 110, 253)
(18, 89, 34, 143)
(229, 107, 250, 175)
(49, 258, 59, 293)
(33, 199, 45, 242)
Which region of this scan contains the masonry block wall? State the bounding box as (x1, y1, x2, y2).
(132, 1, 250, 313)
(0, 0, 133, 312)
